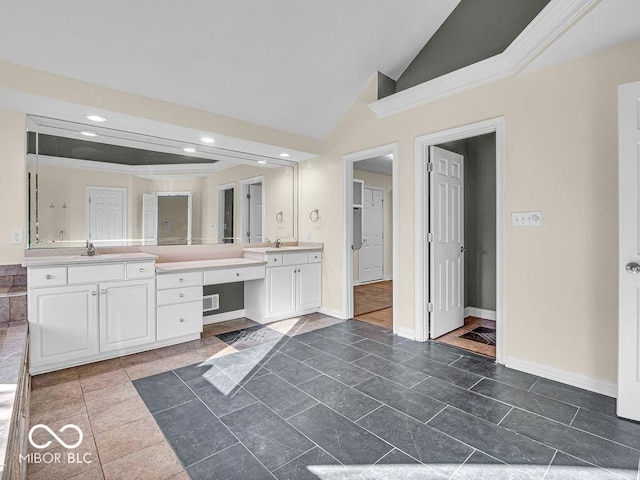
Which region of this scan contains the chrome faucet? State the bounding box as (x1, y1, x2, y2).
(86, 241, 96, 256)
(273, 238, 282, 248)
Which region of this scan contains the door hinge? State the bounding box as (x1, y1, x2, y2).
(246, 194, 251, 199)
(427, 162, 434, 173)
(427, 232, 434, 243)
(427, 302, 434, 313)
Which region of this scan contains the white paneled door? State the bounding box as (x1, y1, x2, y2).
(618, 81, 640, 421)
(142, 193, 158, 246)
(429, 146, 464, 339)
(360, 187, 384, 283)
(87, 187, 126, 245)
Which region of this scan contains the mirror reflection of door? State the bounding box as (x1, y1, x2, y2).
(241, 177, 264, 243)
(217, 184, 235, 243)
(157, 193, 192, 245)
(86, 186, 127, 246)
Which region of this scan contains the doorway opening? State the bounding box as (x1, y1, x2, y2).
(217, 183, 235, 243)
(415, 118, 505, 363)
(343, 144, 398, 333)
(157, 192, 192, 245)
(430, 134, 497, 358)
(241, 176, 265, 243)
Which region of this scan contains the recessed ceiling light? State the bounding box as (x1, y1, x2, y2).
(258, 160, 267, 164)
(80, 131, 97, 137)
(201, 137, 215, 144)
(183, 147, 196, 153)
(85, 114, 108, 123)
(279, 153, 290, 158)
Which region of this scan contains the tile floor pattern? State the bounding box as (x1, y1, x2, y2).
(28, 315, 640, 480)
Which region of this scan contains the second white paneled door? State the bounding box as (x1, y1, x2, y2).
(360, 187, 384, 283)
(429, 146, 464, 338)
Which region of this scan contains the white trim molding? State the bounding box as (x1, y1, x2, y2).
(368, 0, 600, 118)
(415, 117, 505, 364)
(506, 356, 617, 398)
(318, 307, 348, 320)
(464, 307, 497, 321)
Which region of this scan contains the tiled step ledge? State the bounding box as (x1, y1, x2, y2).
(0, 286, 26, 299)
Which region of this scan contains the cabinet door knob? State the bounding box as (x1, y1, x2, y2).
(179, 278, 184, 283)
(236, 272, 240, 276)
(179, 293, 185, 298)
(179, 318, 185, 323)
(45, 274, 52, 280)
(91, 291, 97, 296)
(139, 268, 145, 273)
(100, 289, 107, 294)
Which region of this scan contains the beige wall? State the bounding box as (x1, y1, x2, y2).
(0, 111, 27, 264)
(299, 38, 640, 383)
(353, 169, 393, 284)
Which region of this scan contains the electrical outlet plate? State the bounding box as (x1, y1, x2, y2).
(511, 211, 542, 227)
(10, 229, 23, 244)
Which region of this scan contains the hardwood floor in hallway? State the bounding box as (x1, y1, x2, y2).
(353, 281, 392, 329)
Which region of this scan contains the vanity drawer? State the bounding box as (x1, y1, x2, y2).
(28, 267, 67, 288)
(126, 261, 155, 279)
(157, 271, 203, 290)
(265, 254, 283, 267)
(282, 252, 309, 266)
(203, 265, 265, 285)
(68, 263, 125, 284)
(307, 251, 322, 263)
(157, 286, 202, 307)
(157, 301, 202, 341)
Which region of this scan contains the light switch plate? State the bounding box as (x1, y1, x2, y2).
(512, 211, 542, 227)
(10, 229, 23, 244)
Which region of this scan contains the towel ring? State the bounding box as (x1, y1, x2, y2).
(275, 211, 283, 224)
(310, 209, 319, 223)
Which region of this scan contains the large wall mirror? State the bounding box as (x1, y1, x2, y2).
(26, 115, 297, 248)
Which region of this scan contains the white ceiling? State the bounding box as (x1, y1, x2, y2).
(354, 155, 393, 176)
(0, 0, 459, 139)
(523, 0, 640, 74)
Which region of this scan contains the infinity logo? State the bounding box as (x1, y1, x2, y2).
(28, 424, 84, 450)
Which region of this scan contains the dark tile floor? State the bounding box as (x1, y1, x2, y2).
(133, 319, 640, 480)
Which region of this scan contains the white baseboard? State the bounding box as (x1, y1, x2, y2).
(203, 309, 245, 325)
(384, 275, 393, 281)
(395, 327, 415, 340)
(464, 307, 497, 321)
(318, 307, 348, 320)
(505, 356, 617, 398)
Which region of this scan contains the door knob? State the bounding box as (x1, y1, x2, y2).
(91, 291, 97, 296)
(100, 289, 107, 294)
(626, 262, 640, 274)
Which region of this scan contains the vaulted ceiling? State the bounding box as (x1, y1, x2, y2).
(1, 0, 639, 142)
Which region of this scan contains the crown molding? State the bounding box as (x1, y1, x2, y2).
(367, 0, 601, 118)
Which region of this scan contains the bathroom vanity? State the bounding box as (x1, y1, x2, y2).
(23, 245, 322, 374)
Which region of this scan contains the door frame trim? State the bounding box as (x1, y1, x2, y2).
(415, 117, 505, 363)
(342, 143, 398, 333)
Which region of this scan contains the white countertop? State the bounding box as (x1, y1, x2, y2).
(156, 257, 266, 273)
(22, 252, 158, 268)
(243, 245, 323, 254)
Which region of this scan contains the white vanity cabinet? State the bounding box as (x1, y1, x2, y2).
(244, 249, 322, 323)
(26, 255, 158, 374)
(156, 271, 204, 341)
